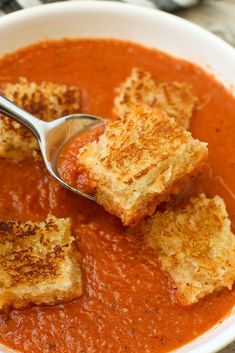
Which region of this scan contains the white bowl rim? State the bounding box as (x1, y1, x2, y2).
(0, 0, 233, 50)
(0, 1, 235, 59)
(1, 1, 235, 92)
(0, 2, 234, 353)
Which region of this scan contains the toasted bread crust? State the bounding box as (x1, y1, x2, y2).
(0, 78, 80, 161)
(114, 67, 197, 129)
(0, 215, 82, 311)
(79, 104, 208, 226)
(142, 194, 235, 305)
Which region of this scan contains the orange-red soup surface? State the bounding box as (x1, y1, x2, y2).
(0, 39, 234, 353)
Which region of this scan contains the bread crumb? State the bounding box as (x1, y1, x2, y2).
(0, 215, 82, 311)
(114, 67, 197, 129)
(0, 78, 80, 161)
(142, 194, 235, 305)
(78, 104, 208, 226)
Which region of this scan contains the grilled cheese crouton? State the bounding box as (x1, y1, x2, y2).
(78, 104, 208, 226)
(142, 194, 235, 305)
(0, 215, 82, 311)
(0, 78, 80, 161)
(114, 68, 197, 129)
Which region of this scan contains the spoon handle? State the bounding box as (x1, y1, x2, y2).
(0, 94, 46, 139)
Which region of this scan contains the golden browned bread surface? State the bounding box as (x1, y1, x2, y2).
(114, 67, 197, 129)
(0, 78, 80, 161)
(0, 215, 82, 311)
(78, 104, 208, 226)
(142, 194, 235, 305)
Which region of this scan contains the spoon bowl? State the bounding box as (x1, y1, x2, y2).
(0, 94, 105, 200)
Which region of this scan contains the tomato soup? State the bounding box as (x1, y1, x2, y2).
(0, 39, 234, 353)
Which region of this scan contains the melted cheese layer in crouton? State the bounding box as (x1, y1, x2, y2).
(0, 215, 82, 311)
(142, 194, 235, 305)
(78, 104, 208, 226)
(114, 68, 197, 129)
(0, 78, 80, 161)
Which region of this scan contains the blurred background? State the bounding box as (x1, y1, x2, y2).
(178, 0, 235, 47)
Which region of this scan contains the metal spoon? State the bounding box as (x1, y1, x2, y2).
(0, 94, 105, 201)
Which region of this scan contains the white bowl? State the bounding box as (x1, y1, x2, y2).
(0, 2, 234, 353)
